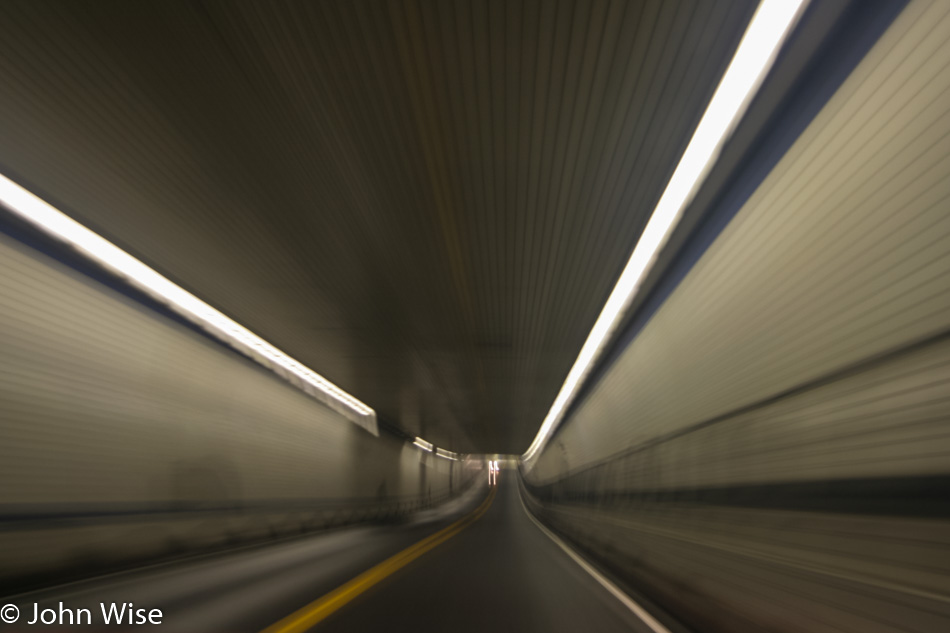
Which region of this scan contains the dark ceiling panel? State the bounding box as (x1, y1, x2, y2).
(0, 0, 755, 453)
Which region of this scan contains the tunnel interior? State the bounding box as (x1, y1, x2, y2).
(1, 1, 949, 632)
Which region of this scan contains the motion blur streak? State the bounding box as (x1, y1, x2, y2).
(0, 221, 481, 592)
(1, 0, 949, 632)
(0, 173, 376, 431)
(523, 1, 950, 631)
(522, 0, 807, 463)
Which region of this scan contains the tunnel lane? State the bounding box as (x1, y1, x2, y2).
(309, 476, 661, 633)
(2, 477, 666, 632)
(261, 486, 499, 633)
(1, 484, 488, 632)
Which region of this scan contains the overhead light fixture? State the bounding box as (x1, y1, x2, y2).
(522, 0, 808, 463)
(0, 173, 377, 433)
(413, 437, 434, 452)
(435, 447, 460, 460)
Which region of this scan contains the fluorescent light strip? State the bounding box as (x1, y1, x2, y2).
(522, 0, 807, 463)
(0, 173, 376, 430)
(414, 437, 462, 460)
(413, 437, 434, 452)
(435, 447, 460, 460)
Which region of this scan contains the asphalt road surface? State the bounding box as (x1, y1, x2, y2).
(2, 477, 658, 632)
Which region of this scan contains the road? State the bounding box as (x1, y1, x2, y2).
(2, 476, 659, 632)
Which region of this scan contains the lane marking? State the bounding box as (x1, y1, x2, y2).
(260, 486, 497, 633)
(517, 488, 673, 633)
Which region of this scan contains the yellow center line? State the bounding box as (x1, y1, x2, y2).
(260, 486, 498, 633)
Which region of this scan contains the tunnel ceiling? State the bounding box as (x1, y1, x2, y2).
(0, 0, 756, 453)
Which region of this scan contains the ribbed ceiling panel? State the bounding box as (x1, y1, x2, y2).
(0, 0, 755, 452)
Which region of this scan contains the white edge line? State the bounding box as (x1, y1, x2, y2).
(517, 487, 674, 633)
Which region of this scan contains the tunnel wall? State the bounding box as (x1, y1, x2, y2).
(0, 231, 480, 590)
(523, 2, 950, 631)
